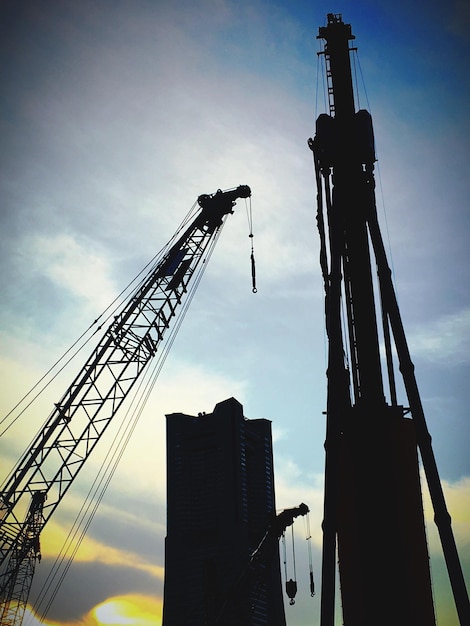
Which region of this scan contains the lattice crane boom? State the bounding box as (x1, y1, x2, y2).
(0, 184, 251, 625)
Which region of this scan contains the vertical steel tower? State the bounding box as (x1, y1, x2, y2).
(310, 13, 469, 626)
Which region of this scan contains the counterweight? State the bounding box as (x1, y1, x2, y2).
(0, 185, 251, 625)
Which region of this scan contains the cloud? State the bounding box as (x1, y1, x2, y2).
(91, 595, 162, 626)
(24, 593, 162, 626)
(93, 358, 249, 502)
(40, 517, 163, 581)
(1, 3, 468, 626)
(422, 473, 470, 553)
(274, 456, 324, 547)
(408, 308, 470, 365)
(0, 307, 249, 493)
(0, 356, 246, 619)
(1, 0, 320, 289)
(272, 425, 289, 443)
(420, 473, 470, 626)
(29, 233, 118, 314)
(273, 461, 470, 557)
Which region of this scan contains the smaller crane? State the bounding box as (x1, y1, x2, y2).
(0, 185, 251, 626)
(215, 503, 310, 626)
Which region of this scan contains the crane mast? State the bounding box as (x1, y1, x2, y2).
(310, 14, 469, 626)
(0, 185, 251, 625)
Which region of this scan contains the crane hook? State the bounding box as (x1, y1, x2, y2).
(286, 578, 297, 605)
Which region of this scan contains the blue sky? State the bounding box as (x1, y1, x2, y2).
(1, 1, 469, 624)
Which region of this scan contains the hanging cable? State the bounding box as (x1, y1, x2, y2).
(23, 201, 225, 623)
(320, 42, 328, 113)
(285, 524, 298, 605)
(291, 524, 297, 580)
(305, 510, 315, 597)
(355, 49, 399, 304)
(352, 49, 360, 110)
(281, 530, 288, 579)
(315, 42, 323, 120)
(245, 195, 257, 293)
(355, 50, 371, 113)
(0, 202, 203, 441)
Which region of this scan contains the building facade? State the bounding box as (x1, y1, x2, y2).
(162, 397, 286, 626)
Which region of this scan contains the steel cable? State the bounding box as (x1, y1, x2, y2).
(25, 209, 224, 623)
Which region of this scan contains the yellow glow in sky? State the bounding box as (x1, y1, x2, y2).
(94, 601, 134, 625)
(40, 518, 164, 581)
(24, 594, 162, 626)
(92, 595, 162, 626)
(422, 474, 470, 552)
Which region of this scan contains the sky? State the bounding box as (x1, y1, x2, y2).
(0, 0, 469, 624)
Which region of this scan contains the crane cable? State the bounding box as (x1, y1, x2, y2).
(20, 202, 223, 623)
(29, 220, 224, 623)
(291, 523, 297, 580)
(28, 238, 220, 623)
(354, 48, 398, 299)
(0, 201, 201, 441)
(281, 530, 288, 583)
(245, 195, 257, 293)
(281, 525, 298, 606)
(287, 524, 298, 605)
(304, 510, 315, 597)
(281, 513, 316, 608)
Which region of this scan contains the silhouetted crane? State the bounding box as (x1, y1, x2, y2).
(310, 13, 469, 626)
(0, 185, 251, 625)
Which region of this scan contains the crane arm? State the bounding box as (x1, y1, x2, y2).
(214, 503, 309, 625)
(0, 185, 251, 621)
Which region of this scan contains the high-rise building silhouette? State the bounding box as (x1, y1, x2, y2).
(162, 397, 286, 626)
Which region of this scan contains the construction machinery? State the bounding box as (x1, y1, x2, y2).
(310, 13, 469, 626)
(0, 185, 251, 625)
(215, 503, 310, 626)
